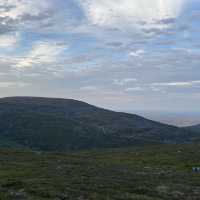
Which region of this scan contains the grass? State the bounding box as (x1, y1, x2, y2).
(0, 144, 199, 199)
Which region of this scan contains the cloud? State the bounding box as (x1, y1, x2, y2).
(0, 34, 19, 48)
(80, 86, 98, 91)
(129, 50, 145, 57)
(0, 0, 198, 113)
(80, 0, 185, 29)
(151, 80, 200, 87)
(123, 80, 200, 94)
(0, 0, 51, 20)
(0, 16, 16, 34)
(0, 81, 28, 88)
(113, 78, 137, 86)
(0, 0, 55, 35)
(125, 87, 144, 92)
(14, 41, 67, 69)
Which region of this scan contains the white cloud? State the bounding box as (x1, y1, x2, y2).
(124, 80, 200, 93)
(0, 0, 51, 20)
(113, 78, 137, 86)
(152, 80, 200, 87)
(0, 81, 28, 88)
(14, 41, 67, 69)
(80, 0, 185, 29)
(129, 50, 145, 57)
(80, 86, 98, 91)
(0, 34, 19, 48)
(125, 87, 144, 92)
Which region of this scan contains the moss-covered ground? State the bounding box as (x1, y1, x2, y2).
(0, 144, 199, 199)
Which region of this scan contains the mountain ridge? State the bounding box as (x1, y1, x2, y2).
(0, 96, 198, 151)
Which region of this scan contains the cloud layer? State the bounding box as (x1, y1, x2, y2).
(80, 0, 185, 29)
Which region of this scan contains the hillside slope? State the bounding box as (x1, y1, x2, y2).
(185, 124, 200, 133)
(0, 97, 197, 151)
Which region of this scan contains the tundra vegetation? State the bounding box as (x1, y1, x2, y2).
(0, 144, 199, 200)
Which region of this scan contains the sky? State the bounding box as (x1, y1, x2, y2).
(0, 0, 200, 112)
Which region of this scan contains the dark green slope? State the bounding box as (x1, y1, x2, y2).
(185, 124, 200, 134)
(0, 97, 197, 151)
